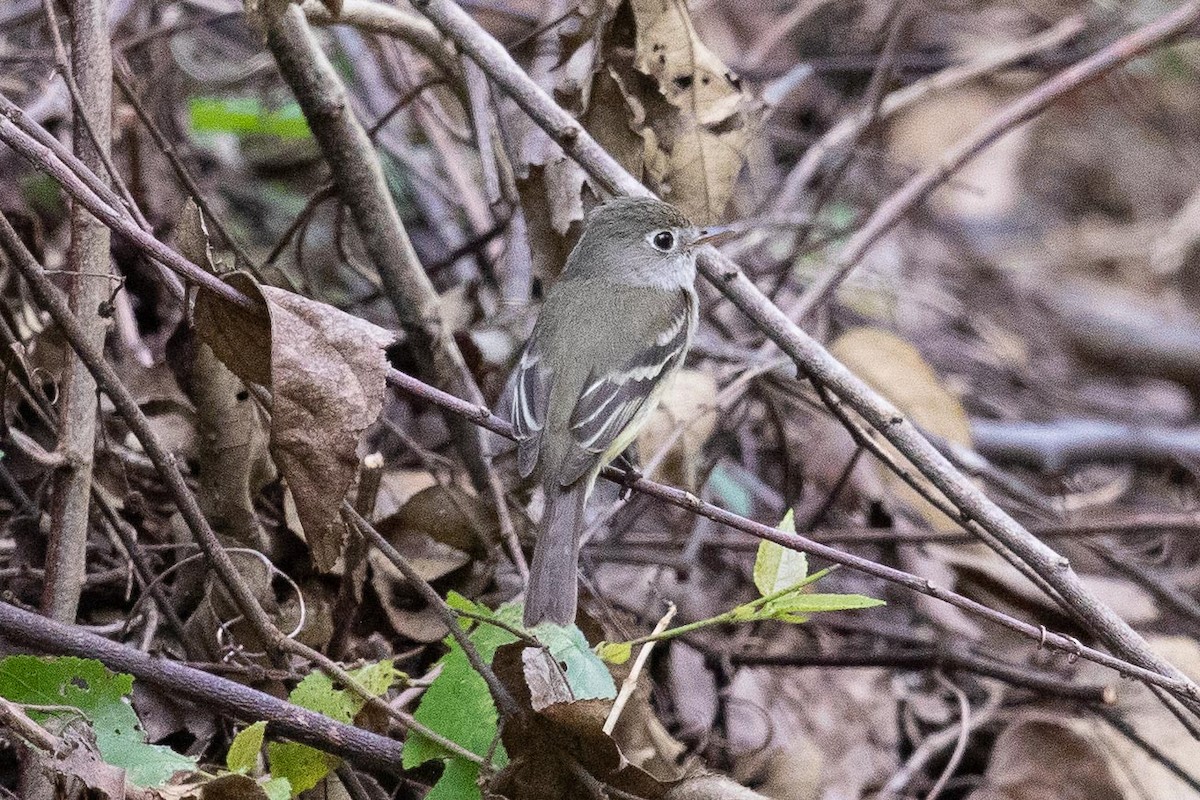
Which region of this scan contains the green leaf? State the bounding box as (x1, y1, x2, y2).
(753, 510, 807, 596)
(262, 776, 293, 800)
(267, 660, 399, 795)
(426, 755, 484, 800)
(596, 641, 632, 665)
(531, 623, 616, 700)
(764, 593, 885, 616)
(266, 741, 338, 797)
(188, 97, 311, 140)
(403, 599, 522, 800)
(0, 656, 196, 787)
(227, 721, 267, 774)
(287, 660, 400, 724)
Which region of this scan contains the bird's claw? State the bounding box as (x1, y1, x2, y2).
(613, 454, 642, 500)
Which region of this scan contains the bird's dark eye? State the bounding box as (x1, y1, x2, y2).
(652, 230, 675, 251)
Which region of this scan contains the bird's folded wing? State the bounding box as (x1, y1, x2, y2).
(512, 341, 549, 479)
(558, 296, 693, 486)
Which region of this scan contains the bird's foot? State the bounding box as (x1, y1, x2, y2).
(613, 453, 642, 500)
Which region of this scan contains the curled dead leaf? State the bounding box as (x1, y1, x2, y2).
(491, 643, 665, 800)
(626, 0, 759, 221)
(193, 273, 394, 571)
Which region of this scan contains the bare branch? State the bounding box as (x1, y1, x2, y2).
(41, 0, 114, 623)
(301, 0, 458, 77)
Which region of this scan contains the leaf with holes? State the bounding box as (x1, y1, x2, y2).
(0, 656, 195, 787)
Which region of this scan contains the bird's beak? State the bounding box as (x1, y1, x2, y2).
(692, 225, 736, 247)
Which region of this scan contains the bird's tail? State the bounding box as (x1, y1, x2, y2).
(523, 483, 587, 626)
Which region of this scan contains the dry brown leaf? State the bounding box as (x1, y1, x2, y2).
(626, 0, 758, 221)
(582, 66, 647, 180)
(967, 714, 1123, 800)
(194, 273, 394, 571)
(510, 1, 618, 240)
(181, 551, 278, 660)
(367, 510, 475, 647)
(176, 202, 275, 551)
(516, 166, 578, 282)
(491, 643, 666, 800)
(511, 0, 755, 259)
(828, 326, 971, 532)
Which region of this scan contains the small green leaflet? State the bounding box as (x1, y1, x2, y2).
(227, 721, 267, 774)
(733, 590, 886, 623)
(266, 742, 339, 796)
(0, 656, 196, 787)
(595, 641, 633, 665)
(749, 511, 884, 620)
(266, 660, 400, 797)
(595, 510, 885, 655)
(753, 509, 808, 596)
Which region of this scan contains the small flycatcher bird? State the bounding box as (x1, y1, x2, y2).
(510, 196, 724, 626)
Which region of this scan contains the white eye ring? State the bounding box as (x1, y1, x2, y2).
(649, 229, 676, 252)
